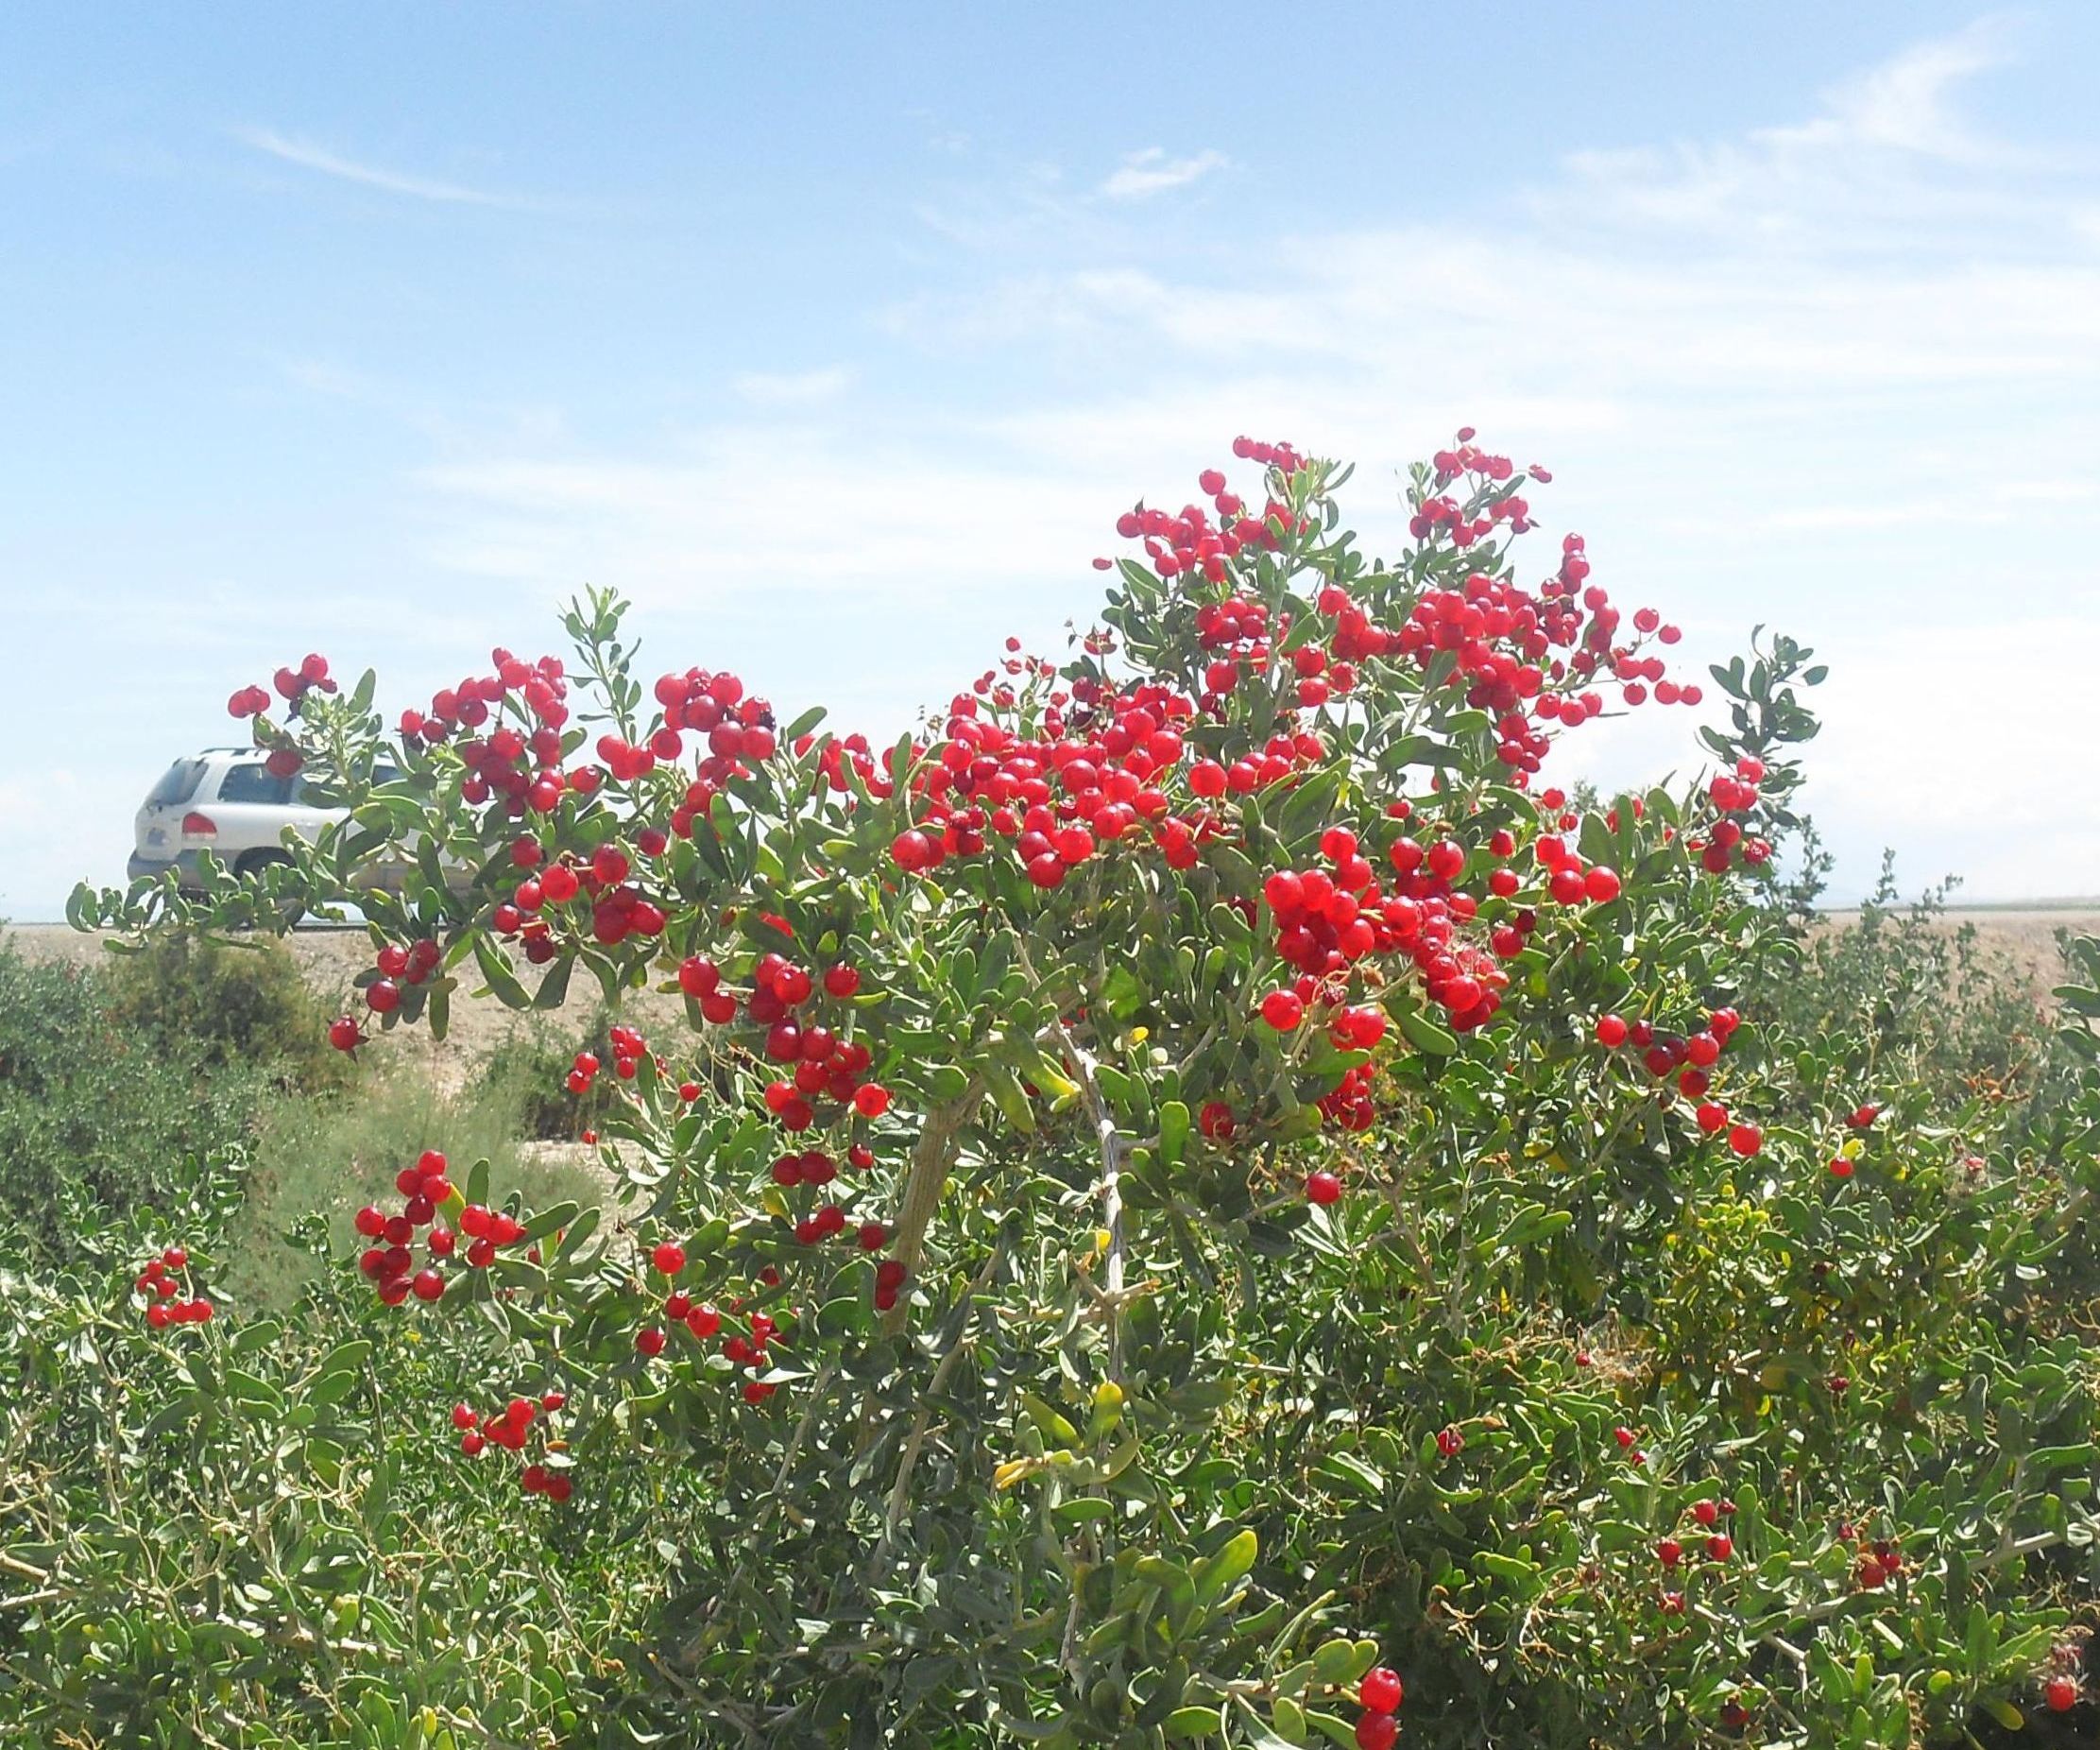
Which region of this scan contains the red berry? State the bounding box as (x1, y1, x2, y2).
(2045, 1675, 2078, 1713)
(1355, 1711, 1398, 1750)
(636, 1326, 667, 1358)
(651, 1241, 687, 1276)
(1359, 1667, 1404, 1713)
(1594, 1014, 1629, 1048)
(1727, 1124, 1763, 1158)
(1260, 990, 1305, 1031)
(1306, 1171, 1343, 1206)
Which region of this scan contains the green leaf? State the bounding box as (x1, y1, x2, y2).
(1198, 1528, 1258, 1602)
(1396, 1008, 1458, 1055)
(473, 933, 531, 1008)
(1316, 1451, 1385, 1500)
(534, 952, 575, 1010)
(1159, 1100, 1191, 1169)
(521, 1199, 580, 1243)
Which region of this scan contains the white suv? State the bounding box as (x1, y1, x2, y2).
(128, 747, 402, 893)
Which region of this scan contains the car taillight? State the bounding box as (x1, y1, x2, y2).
(180, 812, 217, 839)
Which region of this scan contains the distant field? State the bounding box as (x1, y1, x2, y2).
(2, 921, 687, 1092)
(1813, 904, 2097, 1000)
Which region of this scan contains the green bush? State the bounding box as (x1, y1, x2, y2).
(102, 932, 352, 1093)
(0, 940, 269, 1269)
(0, 1152, 680, 1750)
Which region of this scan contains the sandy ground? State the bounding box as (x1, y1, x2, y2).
(1813, 906, 2098, 1001)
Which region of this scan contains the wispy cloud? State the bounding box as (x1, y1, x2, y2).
(1100, 147, 1228, 200)
(1767, 14, 2014, 158)
(732, 367, 854, 407)
(233, 126, 528, 207)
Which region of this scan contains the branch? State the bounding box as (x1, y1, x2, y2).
(874, 1237, 1009, 1564)
(1050, 1019, 1127, 1381)
(879, 1089, 977, 1339)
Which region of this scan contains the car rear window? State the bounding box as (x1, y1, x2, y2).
(213, 763, 295, 806)
(146, 759, 206, 807)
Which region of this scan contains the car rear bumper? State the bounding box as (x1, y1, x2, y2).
(128, 849, 206, 885)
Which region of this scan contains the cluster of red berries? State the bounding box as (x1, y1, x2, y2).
(1193, 591, 1363, 714)
(1593, 1005, 1762, 1157)
(400, 648, 572, 746)
(1655, 1498, 1738, 1570)
(763, 1151, 888, 1252)
(1105, 443, 1306, 585)
(132, 1246, 213, 1328)
(634, 666, 778, 783)
(887, 677, 1253, 886)
(504, 839, 670, 949)
(1687, 758, 1775, 874)
(679, 952, 886, 1135)
(453, 1390, 572, 1500)
(1852, 1534, 1904, 1590)
(1528, 831, 1624, 907)
(567, 1022, 654, 1092)
(353, 1150, 529, 1305)
(1354, 1665, 1404, 1750)
(1650, 1498, 1740, 1614)
(227, 653, 336, 722)
(634, 1255, 788, 1405)
(363, 935, 442, 1018)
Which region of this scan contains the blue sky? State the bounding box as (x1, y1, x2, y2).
(3, 3, 2097, 918)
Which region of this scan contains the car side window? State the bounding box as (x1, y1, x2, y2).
(213, 763, 294, 806)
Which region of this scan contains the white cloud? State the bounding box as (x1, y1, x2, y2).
(233, 127, 527, 207)
(1100, 147, 1228, 200)
(1767, 14, 2012, 158)
(731, 367, 854, 406)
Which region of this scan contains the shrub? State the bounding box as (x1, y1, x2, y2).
(0, 1152, 679, 1748)
(101, 930, 352, 1093)
(0, 939, 268, 1269)
(63, 433, 2100, 1748)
